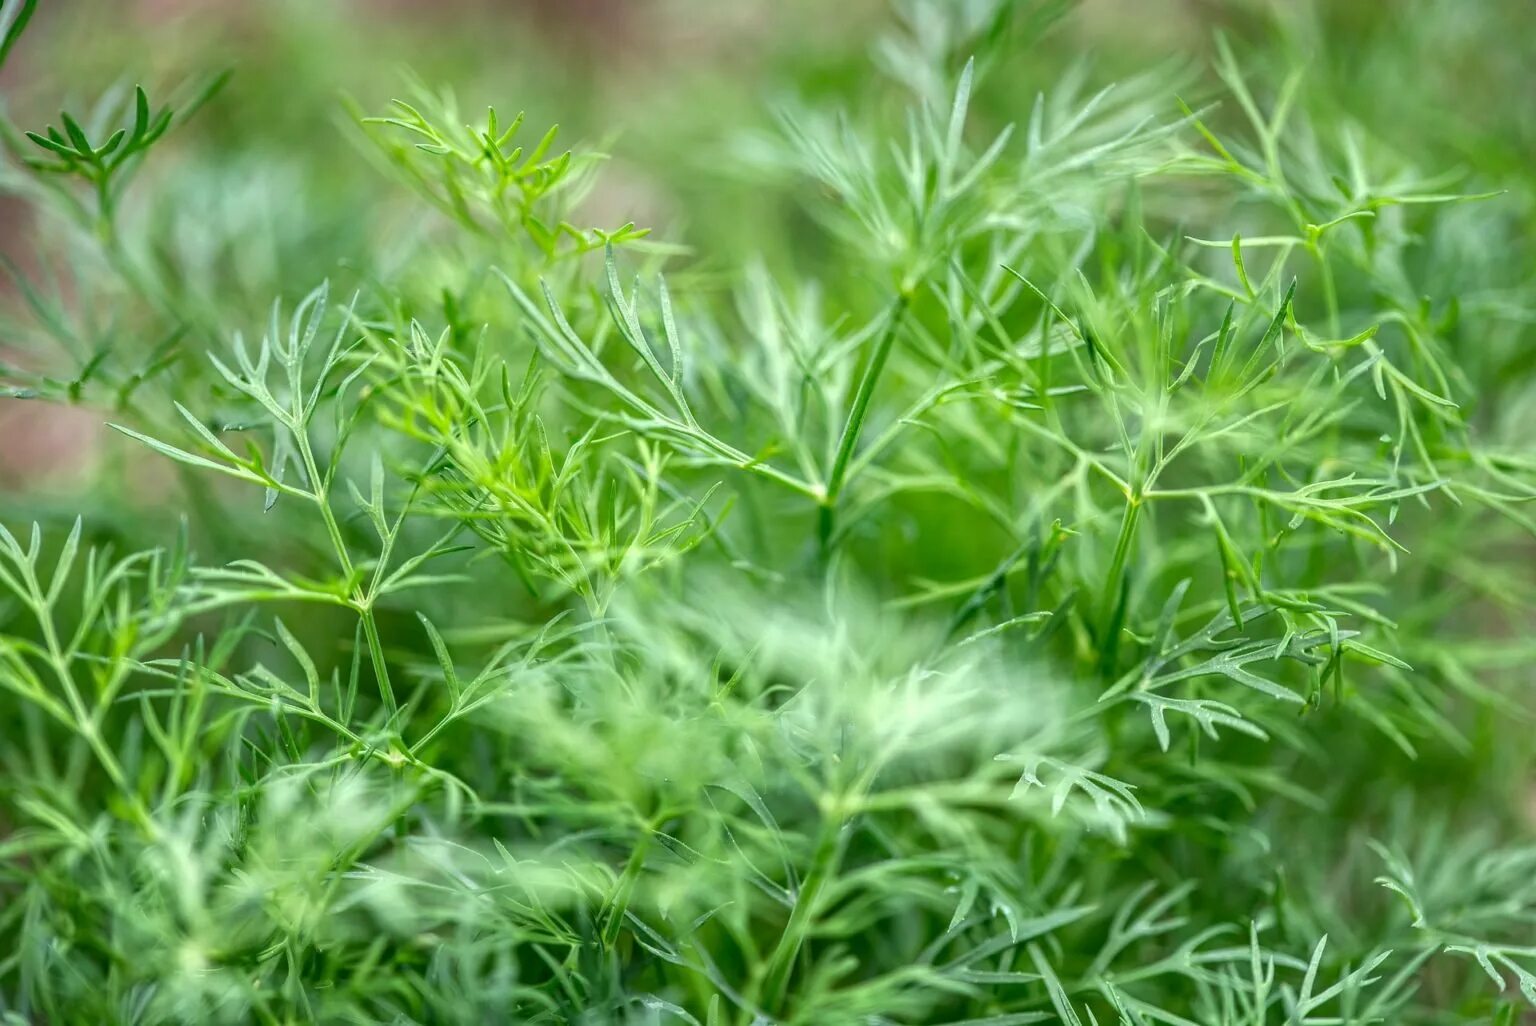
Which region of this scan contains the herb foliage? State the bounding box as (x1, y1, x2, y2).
(2, 1, 1534, 1023)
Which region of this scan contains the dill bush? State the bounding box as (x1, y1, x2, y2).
(2, 1, 1534, 1023)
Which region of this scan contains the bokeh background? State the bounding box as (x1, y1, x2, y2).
(0, 0, 1530, 615)
(4, 0, 1535, 506)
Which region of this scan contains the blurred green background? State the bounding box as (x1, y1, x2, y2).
(3, 0, 1534, 661)
(3, 0, 1534, 507)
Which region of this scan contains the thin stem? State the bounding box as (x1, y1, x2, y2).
(360, 613, 398, 719)
(30, 589, 154, 833)
(1102, 497, 1143, 618)
(818, 293, 911, 553)
(296, 431, 398, 718)
(601, 826, 654, 950)
(758, 802, 847, 1016)
(1312, 241, 1341, 337)
(1095, 496, 1143, 675)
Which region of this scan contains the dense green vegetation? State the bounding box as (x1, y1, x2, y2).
(2, 1, 1534, 1022)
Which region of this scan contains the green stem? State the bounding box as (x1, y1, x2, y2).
(1102, 497, 1142, 615)
(601, 827, 654, 949)
(360, 612, 398, 719)
(818, 293, 910, 554)
(1097, 496, 1143, 671)
(296, 434, 397, 718)
(32, 596, 154, 833)
(1312, 242, 1341, 337)
(759, 804, 846, 1015)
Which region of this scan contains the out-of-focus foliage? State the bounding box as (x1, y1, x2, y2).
(1, 0, 1534, 1023)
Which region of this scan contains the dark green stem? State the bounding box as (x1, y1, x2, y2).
(818, 293, 911, 555)
(759, 809, 846, 1015)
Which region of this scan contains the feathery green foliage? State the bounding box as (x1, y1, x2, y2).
(2, 1, 1534, 1023)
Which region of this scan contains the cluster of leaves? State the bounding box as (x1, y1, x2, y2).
(2, 0, 1534, 1024)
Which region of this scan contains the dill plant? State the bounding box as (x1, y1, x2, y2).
(2, 1, 1535, 1024)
